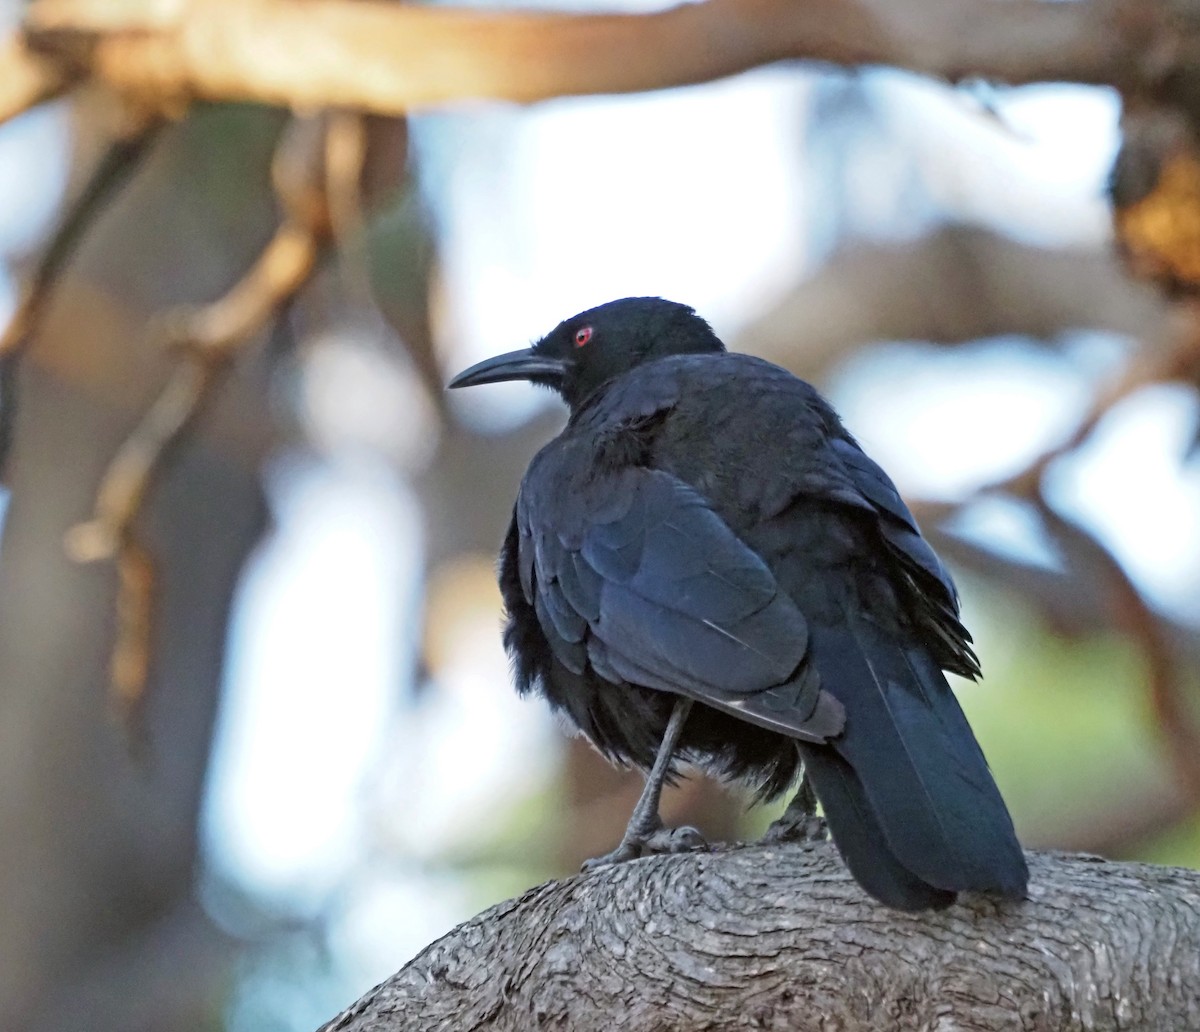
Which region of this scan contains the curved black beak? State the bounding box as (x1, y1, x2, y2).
(448, 348, 568, 389)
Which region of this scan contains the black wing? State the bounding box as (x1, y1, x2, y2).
(825, 436, 980, 678)
(516, 463, 844, 743)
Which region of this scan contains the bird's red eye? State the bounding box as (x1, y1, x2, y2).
(574, 326, 593, 348)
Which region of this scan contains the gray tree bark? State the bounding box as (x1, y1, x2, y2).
(318, 843, 1200, 1032)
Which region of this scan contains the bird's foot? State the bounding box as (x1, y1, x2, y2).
(581, 824, 707, 871)
(761, 811, 828, 845)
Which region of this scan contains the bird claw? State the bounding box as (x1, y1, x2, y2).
(581, 824, 708, 871)
(761, 812, 828, 845)
(646, 824, 707, 855)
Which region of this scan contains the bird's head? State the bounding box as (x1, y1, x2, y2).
(448, 297, 724, 410)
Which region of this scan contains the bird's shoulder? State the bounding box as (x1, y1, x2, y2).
(635, 353, 861, 520)
(520, 351, 858, 521)
(583, 351, 828, 427)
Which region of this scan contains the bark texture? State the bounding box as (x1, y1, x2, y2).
(318, 844, 1200, 1032)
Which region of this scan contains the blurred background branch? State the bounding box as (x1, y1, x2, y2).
(61, 113, 337, 728)
(0, 114, 162, 470)
(2, 0, 1186, 114)
(0, 32, 72, 124)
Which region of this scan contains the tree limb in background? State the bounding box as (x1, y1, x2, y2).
(1041, 501, 1200, 797)
(737, 225, 1168, 384)
(318, 844, 1200, 1032)
(997, 306, 1200, 501)
(0, 33, 74, 126)
(0, 117, 163, 475)
(62, 112, 342, 729)
(14, 0, 1173, 117)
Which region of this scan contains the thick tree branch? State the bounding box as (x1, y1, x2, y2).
(20, 0, 1151, 117)
(318, 844, 1200, 1031)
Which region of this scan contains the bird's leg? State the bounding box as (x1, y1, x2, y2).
(582, 698, 706, 870)
(762, 766, 828, 844)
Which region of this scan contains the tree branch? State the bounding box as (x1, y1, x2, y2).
(318, 843, 1200, 1031)
(0, 33, 74, 126)
(21, 0, 1149, 117)
(0, 120, 163, 473)
(61, 113, 334, 728)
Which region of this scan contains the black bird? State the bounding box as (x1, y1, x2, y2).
(449, 297, 1028, 910)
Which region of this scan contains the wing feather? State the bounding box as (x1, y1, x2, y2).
(520, 465, 843, 743)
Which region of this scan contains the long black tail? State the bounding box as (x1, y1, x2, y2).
(797, 746, 953, 910)
(801, 617, 1028, 909)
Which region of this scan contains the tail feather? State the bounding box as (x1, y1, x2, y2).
(807, 617, 1028, 900)
(799, 746, 954, 911)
